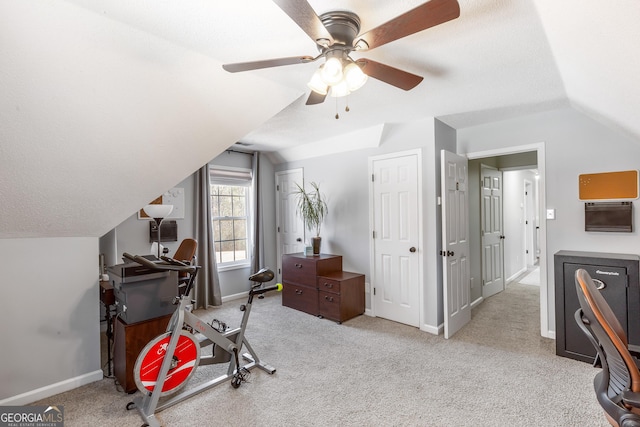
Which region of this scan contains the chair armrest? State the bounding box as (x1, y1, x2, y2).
(621, 390, 640, 408)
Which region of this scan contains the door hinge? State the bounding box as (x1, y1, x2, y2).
(372, 230, 376, 239)
(277, 184, 280, 191)
(277, 226, 280, 232)
(373, 287, 376, 296)
(372, 174, 375, 182)
(526, 250, 529, 254)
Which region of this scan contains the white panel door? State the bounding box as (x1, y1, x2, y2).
(275, 169, 304, 282)
(371, 153, 420, 327)
(481, 166, 504, 299)
(441, 150, 470, 338)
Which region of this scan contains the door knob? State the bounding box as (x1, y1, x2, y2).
(409, 247, 416, 253)
(296, 238, 302, 242)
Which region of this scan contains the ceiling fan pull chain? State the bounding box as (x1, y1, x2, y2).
(335, 97, 340, 119)
(345, 95, 350, 112)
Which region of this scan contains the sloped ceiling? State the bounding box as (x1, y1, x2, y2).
(0, 0, 300, 238)
(1, 0, 639, 238)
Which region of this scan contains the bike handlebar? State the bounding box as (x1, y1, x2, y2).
(123, 252, 198, 274)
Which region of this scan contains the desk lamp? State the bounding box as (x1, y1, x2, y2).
(143, 204, 174, 259)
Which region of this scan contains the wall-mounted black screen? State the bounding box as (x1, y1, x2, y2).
(585, 202, 633, 232)
(149, 220, 178, 242)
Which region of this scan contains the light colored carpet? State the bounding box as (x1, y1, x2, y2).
(33, 282, 607, 426)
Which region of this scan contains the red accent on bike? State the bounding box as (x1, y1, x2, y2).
(138, 334, 198, 393)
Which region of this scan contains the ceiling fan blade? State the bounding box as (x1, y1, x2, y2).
(354, 0, 460, 51)
(306, 91, 327, 105)
(223, 55, 314, 72)
(272, 0, 335, 47)
(356, 59, 424, 90)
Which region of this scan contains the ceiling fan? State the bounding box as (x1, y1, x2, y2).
(222, 0, 460, 105)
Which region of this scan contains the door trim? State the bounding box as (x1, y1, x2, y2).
(465, 142, 550, 339)
(368, 149, 424, 328)
(275, 168, 304, 284)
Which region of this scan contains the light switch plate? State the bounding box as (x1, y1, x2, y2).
(546, 209, 555, 220)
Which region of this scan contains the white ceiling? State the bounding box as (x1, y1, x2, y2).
(60, 0, 640, 151)
(2, 0, 640, 238)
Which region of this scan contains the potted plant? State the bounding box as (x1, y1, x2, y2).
(294, 181, 328, 255)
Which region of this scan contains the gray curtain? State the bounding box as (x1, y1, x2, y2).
(251, 152, 265, 273)
(194, 164, 222, 308)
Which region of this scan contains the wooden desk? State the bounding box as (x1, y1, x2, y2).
(113, 314, 172, 393)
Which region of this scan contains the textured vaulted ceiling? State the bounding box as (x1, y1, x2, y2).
(1, 0, 639, 238)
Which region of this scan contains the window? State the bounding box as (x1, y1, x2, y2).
(209, 167, 252, 268)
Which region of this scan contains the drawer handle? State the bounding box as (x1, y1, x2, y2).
(325, 296, 334, 302)
(323, 282, 333, 288)
(295, 289, 303, 295)
(295, 263, 302, 268)
(593, 279, 606, 290)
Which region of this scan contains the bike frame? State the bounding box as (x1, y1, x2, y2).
(124, 253, 277, 427)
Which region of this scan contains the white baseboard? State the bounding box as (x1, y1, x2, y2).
(471, 296, 484, 309)
(507, 267, 527, 283)
(0, 370, 103, 406)
(221, 291, 249, 303)
(421, 323, 442, 335)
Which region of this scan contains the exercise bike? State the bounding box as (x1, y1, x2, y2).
(122, 252, 282, 427)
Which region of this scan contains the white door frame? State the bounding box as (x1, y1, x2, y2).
(465, 142, 550, 338)
(275, 168, 304, 283)
(368, 149, 424, 327)
(524, 179, 535, 266)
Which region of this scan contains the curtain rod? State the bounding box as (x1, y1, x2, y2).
(225, 149, 254, 156)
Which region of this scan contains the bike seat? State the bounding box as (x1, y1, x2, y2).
(249, 268, 274, 283)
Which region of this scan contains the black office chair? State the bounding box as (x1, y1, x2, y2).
(574, 268, 640, 427)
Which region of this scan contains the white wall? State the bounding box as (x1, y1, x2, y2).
(0, 237, 101, 403)
(276, 118, 448, 331)
(458, 106, 640, 335)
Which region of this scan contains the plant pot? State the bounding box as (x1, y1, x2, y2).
(311, 237, 322, 255)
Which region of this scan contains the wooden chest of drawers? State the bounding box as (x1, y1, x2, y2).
(318, 271, 365, 323)
(282, 253, 342, 316)
(282, 253, 365, 323)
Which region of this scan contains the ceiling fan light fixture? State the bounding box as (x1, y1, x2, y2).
(343, 62, 368, 91)
(321, 56, 344, 85)
(329, 79, 351, 98)
(307, 68, 329, 95)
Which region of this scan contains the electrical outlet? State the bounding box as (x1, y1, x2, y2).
(546, 209, 555, 220)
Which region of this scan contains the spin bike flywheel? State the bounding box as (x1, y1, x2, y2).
(133, 330, 200, 397)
